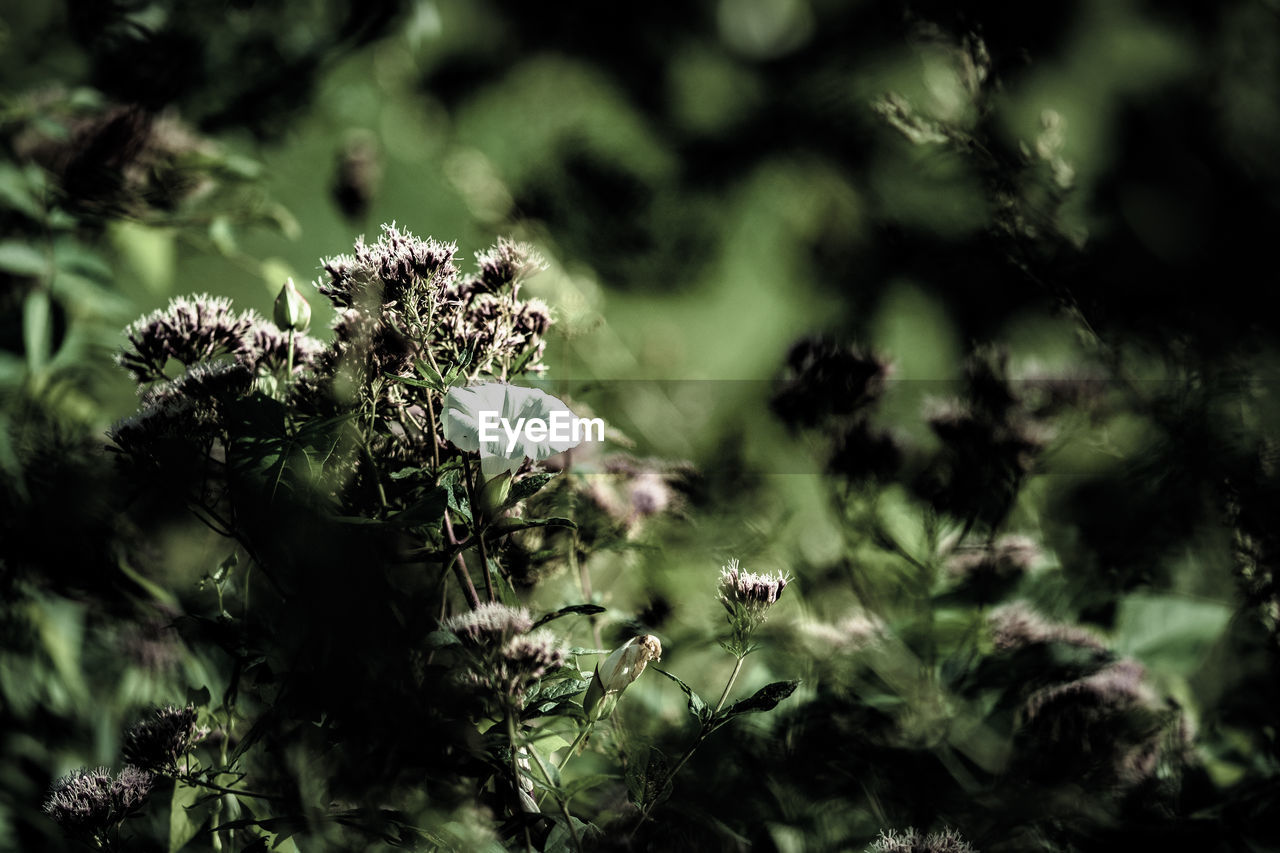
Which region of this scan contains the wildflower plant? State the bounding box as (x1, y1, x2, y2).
(43, 766, 154, 850)
(121, 704, 209, 775)
(717, 557, 791, 657)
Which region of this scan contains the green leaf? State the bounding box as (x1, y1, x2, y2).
(626, 746, 672, 810)
(0, 241, 48, 277)
(387, 486, 448, 527)
(487, 557, 520, 607)
(532, 603, 606, 630)
(507, 344, 538, 377)
(718, 680, 800, 723)
(544, 816, 601, 853)
(439, 468, 471, 523)
(561, 773, 618, 801)
(23, 289, 53, 372)
(1113, 594, 1232, 676)
(168, 783, 210, 853)
(653, 667, 711, 725)
(506, 472, 558, 506)
(490, 516, 576, 536)
(388, 371, 441, 391)
(0, 162, 43, 219)
(425, 629, 461, 649)
(209, 215, 237, 256)
(414, 358, 448, 392)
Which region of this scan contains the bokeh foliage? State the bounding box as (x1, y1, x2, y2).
(4, 0, 1280, 850)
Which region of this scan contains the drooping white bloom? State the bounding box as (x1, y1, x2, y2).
(582, 634, 662, 720)
(443, 383, 589, 479)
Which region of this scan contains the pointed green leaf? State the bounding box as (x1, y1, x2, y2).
(653, 667, 711, 725)
(532, 603, 606, 630)
(718, 679, 800, 723)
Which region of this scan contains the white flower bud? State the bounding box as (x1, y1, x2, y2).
(582, 634, 662, 721)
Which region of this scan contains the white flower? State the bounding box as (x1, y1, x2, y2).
(582, 634, 662, 720)
(443, 383, 588, 479)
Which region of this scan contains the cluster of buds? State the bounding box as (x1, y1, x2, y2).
(1017, 659, 1190, 787)
(718, 558, 791, 656)
(987, 601, 1106, 653)
(582, 634, 662, 721)
(122, 705, 209, 775)
(870, 827, 975, 853)
(442, 604, 568, 707)
(43, 765, 154, 845)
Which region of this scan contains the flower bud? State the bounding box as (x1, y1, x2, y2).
(478, 470, 513, 519)
(583, 634, 662, 721)
(273, 277, 312, 333)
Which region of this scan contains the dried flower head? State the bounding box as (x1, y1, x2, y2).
(945, 535, 1042, 601)
(43, 767, 116, 833)
(718, 558, 792, 656)
(719, 558, 790, 615)
(987, 601, 1107, 653)
(117, 294, 256, 384)
(43, 765, 154, 842)
(827, 419, 903, 482)
(801, 611, 885, 655)
(122, 705, 208, 774)
(471, 237, 547, 294)
(497, 630, 568, 697)
(947, 535, 1040, 579)
(1024, 659, 1156, 721)
(110, 765, 155, 812)
(442, 603, 535, 647)
(318, 222, 457, 309)
(454, 625, 568, 707)
(771, 338, 892, 430)
(869, 827, 975, 853)
(1017, 659, 1178, 787)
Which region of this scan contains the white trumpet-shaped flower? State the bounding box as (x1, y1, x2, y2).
(442, 383, 587, 479)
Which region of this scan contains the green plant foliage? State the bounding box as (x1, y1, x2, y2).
(5, 1, 1280, 851)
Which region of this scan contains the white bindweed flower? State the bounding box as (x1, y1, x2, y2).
(582, 634, 662, 720)
(443, 383, 595, 479)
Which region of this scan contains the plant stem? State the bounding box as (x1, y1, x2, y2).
(463, 458, 496, 602)
(715, 655, 746, 714)
(568, 529, 601, 648)
(443, 511, 481, 610)
(525, 734, 583, 853)
(632, 654, 748, 836)
(176, 776, 279, 802)
(506, 714, 537, 853)
(537, 723, 593, 807)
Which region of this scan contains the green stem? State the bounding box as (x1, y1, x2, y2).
(632, 654, 748, 836)
(462, 457, 496, 602)
(525, 733, 583, 853)
(443, 510, 481, 610)
(506, 714, 536, 853)
(715, 655, 746, 714)
(537, 723, 593, 808)
(176, 776, 279, 802)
